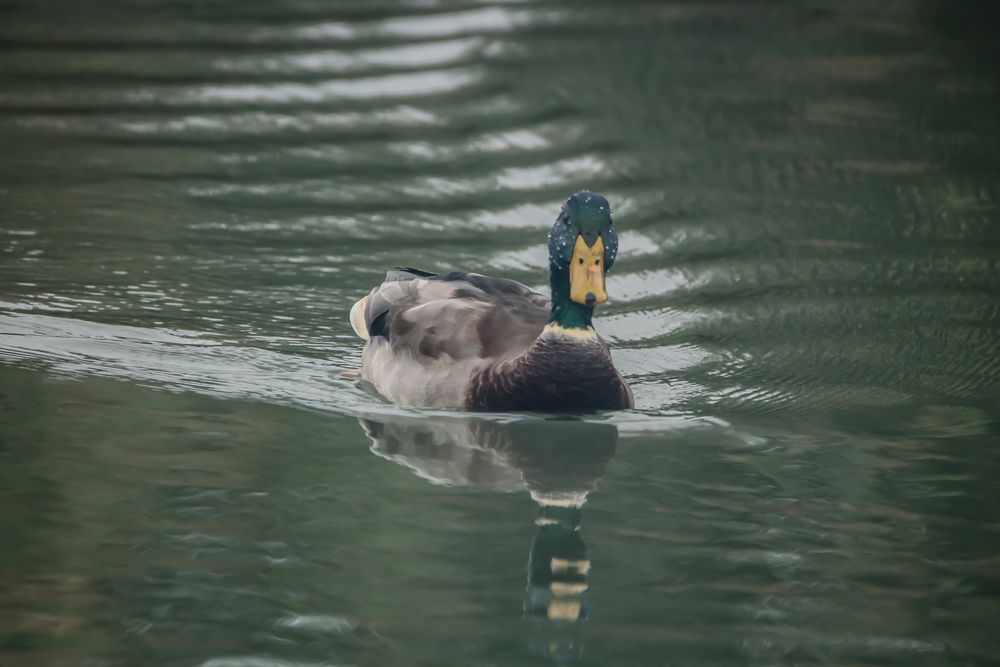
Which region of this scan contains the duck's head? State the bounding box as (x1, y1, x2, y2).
(547, 191, 618, 328)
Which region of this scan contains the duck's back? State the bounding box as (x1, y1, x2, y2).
(350, 269, 549, 406)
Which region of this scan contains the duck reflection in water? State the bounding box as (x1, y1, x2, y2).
(357, 416, 617, 660)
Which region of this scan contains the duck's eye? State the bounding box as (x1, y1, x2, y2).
(594, 259, 600, 266)
(578, 257, 584, 265)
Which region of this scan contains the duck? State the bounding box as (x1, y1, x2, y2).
(349, 191, 633, 412)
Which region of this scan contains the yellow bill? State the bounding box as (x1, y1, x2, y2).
(569, 235, 607, 306)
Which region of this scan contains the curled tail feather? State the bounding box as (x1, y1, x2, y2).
(349, 295, 370, 340)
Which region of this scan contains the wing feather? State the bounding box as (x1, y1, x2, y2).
(351, 269, 549, 363)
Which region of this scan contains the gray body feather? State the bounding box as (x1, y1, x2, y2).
(351, 269, 632, 411)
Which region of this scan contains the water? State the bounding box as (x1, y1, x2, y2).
(2, 1, 999, 664)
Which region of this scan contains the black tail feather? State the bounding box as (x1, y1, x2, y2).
(393, 266, 438, 278)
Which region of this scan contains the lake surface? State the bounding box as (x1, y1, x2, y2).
(2, 1, 999, 665)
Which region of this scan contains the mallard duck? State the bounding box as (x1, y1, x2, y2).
(349, 191, 633, 411)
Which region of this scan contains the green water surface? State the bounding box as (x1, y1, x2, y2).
(2, 1, 999, 665)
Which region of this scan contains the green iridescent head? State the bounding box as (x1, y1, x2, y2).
(547, 192, 619, 328)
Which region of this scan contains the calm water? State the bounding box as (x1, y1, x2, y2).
(2, 1, 1000, 665)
